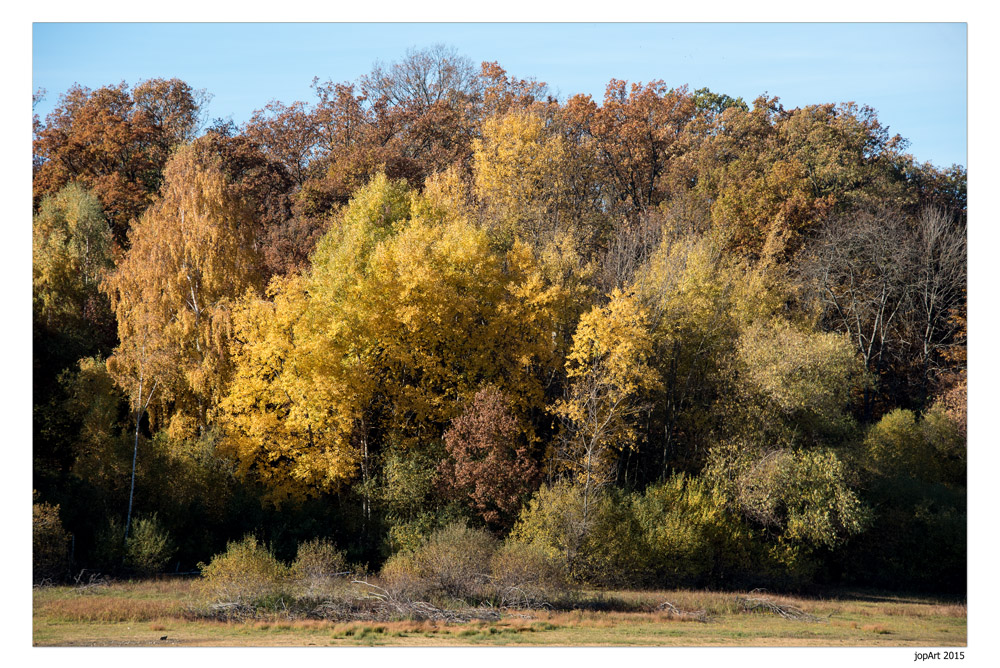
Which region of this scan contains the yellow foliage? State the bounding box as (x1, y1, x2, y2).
(219, 173, 566, 502)
(554, 289, 660, 488)
(473, 110, 571, 245)
(103, 142, 265, 425)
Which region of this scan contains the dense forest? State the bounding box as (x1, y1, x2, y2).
(32, 45, 966, 595)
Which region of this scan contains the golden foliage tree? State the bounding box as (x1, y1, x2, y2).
(103, 141, 266, 430)
(553, 289, 661, 523)
(219, 173, 564, 504)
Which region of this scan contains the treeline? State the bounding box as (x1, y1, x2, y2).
(32, 45, 966, 594)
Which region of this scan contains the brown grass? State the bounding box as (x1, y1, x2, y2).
(33, 579, 966, 647)
(36, 596, 185, 623)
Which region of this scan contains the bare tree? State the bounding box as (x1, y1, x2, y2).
(905, 207, 967, 403)
(801, 205, 966, 415)
(801, 205, 912, 417)
(359, 44, 480, 110)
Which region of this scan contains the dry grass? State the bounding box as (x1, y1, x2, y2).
(35, 593, 186, 623)
(33, 578, 966, 647)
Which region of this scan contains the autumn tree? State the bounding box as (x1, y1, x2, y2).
(440, 387, 542, 531)
(473, 109, 570, 245)
(32, 183, 115, 352)
(34, 79, 209, 245)
(563, 80, 696, 220)
(197, 122, 300, 276)
(103, 140, 267, 432)
(220, 173, 562, 504)
(477, 61, 548, 118)
(553, 289, 660, 525)
(244, 100, 320, 186)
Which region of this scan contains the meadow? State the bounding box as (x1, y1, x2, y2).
(32, 577, 966, 647)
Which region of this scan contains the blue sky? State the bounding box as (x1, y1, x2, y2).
(32, 23, 967, 167)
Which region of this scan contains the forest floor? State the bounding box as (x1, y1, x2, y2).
(32, 577, 966, 647)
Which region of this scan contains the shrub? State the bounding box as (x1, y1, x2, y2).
(292, 538, 347, 597)
(33, 495, 70, 583)
(380, 521, 497, 602)
(198, 535, 291, 605)
(635, 475, 767, 588)
(510, 480, 640, 586)
(293, 537, 347, 579)
(125, 514, 175, 576)
(489, 539, 565, 606)
(89, 514, 176, 576)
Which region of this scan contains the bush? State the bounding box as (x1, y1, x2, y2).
(198, 536, 291, 606)
(90, 514, 176, 576)
(510, 481, 641, 586)
(292, 538, 348, 597)
(33, 495, 70, 583)
(125, 514, 175, 576)
(380, 521, 497, 602)
(489, 539, 565, 606)
(635, 475, 771, 588)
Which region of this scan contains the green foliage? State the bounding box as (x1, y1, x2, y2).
(509, 481, 641, 586)
(32, 183, 113, 331)
(33, 495, 70, 583)
(705, 445, 867, 551)
(89, 514, 176, 576)
(125, 514, 176, 576)
(735, 319, 865, 442)
(863, 407, 964, 485)
(634, 475, 761, 588)
(59, 357, 131, 491)
(198, 536, 291, 605)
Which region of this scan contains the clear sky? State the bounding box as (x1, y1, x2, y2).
(32, 22, 968, 170)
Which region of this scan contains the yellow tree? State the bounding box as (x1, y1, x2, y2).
(218, 173, 564, 505)
(553, 289, 660, 526)
(473, 109, 568, 244)
(103, 140, 266, 433)
(219, 276, 366, 506)
(102, 140, 266, 538)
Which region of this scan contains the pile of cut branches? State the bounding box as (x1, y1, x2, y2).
(351, 581, 503, 623)
(736, 590, 822, 622)
(654, 600, 710, 622)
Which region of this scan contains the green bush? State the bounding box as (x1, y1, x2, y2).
(198, 536, 291, 605)
(125, 514, 175, 576)
(90, 514, 176, 576)
(380, 521, 497, 602)
(33, 495, 70, 583)
(509, 481, 644, 586)
(863, 407, 965, 486)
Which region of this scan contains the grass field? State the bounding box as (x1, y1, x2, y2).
(32, 577, 967, 647)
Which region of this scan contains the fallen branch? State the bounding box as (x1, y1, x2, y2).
(655, 600, 709, 622)
(736, 592, 822, 622)
(352, 580, 502, 623)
